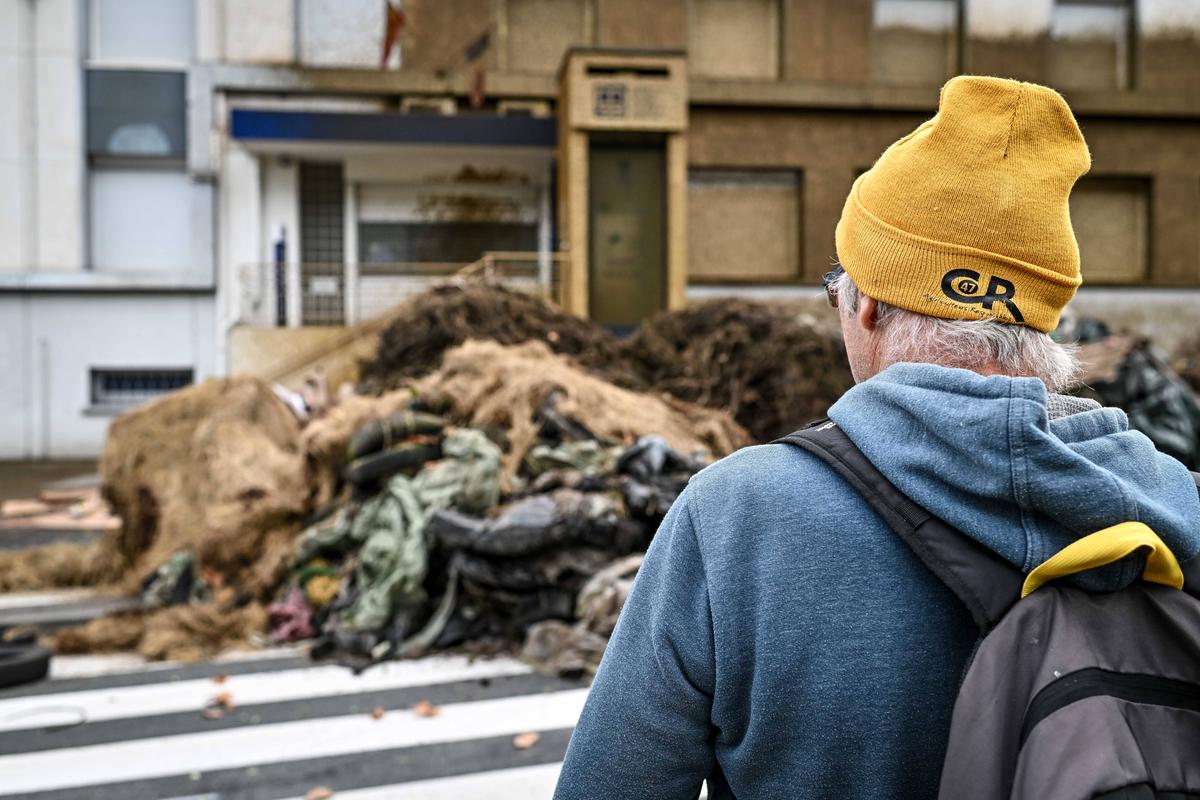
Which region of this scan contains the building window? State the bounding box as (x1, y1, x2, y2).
(86, 70, 186, 160)
(90, 368, 194, 410)
(689, 0, 780, 80)
(89, 0, 193, 67)
(87, 3, 196, 274)
(871, 0, 961, 86)
(688, 170, 801, 282)
(1048, 0, 1133, 91)
(89, 168, 202, 272)
(355, 177, 541, 319)
(1069, 177, 1149, 285)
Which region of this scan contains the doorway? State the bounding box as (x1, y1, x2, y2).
(587, 141, 666, 328)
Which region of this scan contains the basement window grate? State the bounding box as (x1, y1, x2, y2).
(90, 368, 194, 409)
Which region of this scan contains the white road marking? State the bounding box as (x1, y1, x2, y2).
(0, 655, 533, 731)
(47, 646, 307, 680)
(286, 763, 565, 800)
(0, 688, 590, 795)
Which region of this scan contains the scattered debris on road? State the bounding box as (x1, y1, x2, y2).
(512, 732, 541, 749)
(201, 692, 235, 720)
(412, 700, 440, 718)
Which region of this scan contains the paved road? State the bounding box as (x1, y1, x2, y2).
(0, 611, 591, 799)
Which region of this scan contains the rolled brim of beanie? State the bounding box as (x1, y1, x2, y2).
(835, 174, 1081, 334)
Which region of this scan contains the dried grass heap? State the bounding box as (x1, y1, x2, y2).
(417, 339, 752, 485)
(0, 377, 311, 660)
(98, 376, 309, 593)
(0, 377, 309, 597)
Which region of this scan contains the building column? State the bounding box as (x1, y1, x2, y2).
(261, 156, 300, 327)
(344, 181, 359, 324)
(218, 144, 262, 373)
(666, 132, 688, 310)
(537, 166, 553, 299)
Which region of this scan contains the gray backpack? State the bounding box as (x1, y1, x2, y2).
(780, 421, 1200, 800)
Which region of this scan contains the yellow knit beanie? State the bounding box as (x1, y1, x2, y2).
(835, 75, 1091, 333)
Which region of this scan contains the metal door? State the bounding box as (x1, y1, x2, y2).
(587, 144, 666, 327)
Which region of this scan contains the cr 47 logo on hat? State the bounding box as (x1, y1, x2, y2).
(940, 269, 1025, 323)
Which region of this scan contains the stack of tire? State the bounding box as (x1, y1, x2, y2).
(342, 412, 446, 488)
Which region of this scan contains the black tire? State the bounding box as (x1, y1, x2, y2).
(346, 412, 445, 461)
(344, 442, 442, 486)
(0, 643, 51, 689)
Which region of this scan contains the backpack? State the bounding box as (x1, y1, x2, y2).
(777, 419, 1200, 800)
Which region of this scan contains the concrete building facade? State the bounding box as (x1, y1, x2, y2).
(1, 0, 216, 459)
(3, 0, 1200, 457)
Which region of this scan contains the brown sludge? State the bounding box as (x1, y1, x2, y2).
(360, 283, 853, 443)
(358, 282, 633, 394)
(624, 300, 855, 442)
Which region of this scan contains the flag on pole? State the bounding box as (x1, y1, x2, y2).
(380, 1, 406, 70)
(463, 30, 491, 109)
(470, 63, 486, 109)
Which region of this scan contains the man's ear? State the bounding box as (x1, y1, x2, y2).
(858, 295, 879, 332)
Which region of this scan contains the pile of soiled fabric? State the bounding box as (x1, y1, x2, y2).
(270, 404, 709, 674)
(257, 339, 750, 672)
(15, 339, 747, 669)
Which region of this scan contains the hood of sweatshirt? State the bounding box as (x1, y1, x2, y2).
(828, 363, 1200, 591)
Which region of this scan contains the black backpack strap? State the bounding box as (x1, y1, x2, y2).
(776, 419, 1025, 632)
(1184, 472, 1200, 601)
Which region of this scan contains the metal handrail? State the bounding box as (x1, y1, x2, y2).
(456, 251, 567, 303)
(236, 251, 567, 330)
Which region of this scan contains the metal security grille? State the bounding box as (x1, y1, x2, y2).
(90, 368, 194, 408)
(299, 162, 345, 325)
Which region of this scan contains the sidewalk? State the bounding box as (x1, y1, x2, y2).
(0, 461, 98, 503)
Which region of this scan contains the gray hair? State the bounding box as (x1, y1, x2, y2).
(831, 268, 1079, 393)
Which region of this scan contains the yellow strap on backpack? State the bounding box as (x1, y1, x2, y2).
(1021, 521, 1185, 598)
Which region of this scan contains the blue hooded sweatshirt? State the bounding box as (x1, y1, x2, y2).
(554, 363, 1200, 800)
